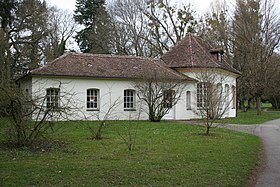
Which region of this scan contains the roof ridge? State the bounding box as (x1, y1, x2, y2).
(192, 36, 219, 67)
(189, 34, 194, 66)
(70, 52, 156, 61)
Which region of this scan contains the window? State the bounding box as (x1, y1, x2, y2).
(217, 83, 223, 109)
(225, 84, 230, 104)
(46, 88, 60, 109)
(163, 90, 174, 108)
(232, 85, 236, 109)
(87, 89, 99, 110)
(197, 82, 208, 108)
(186, 91, 191, 110)
(124, 89, 136, 111)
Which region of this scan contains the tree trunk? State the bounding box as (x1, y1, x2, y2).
(248, 98, 253, 109)
(95, 121, 105, 140)
(206, 126, 210, 136)
(256, 96, 262, 116)
(239, 99, 245, 111)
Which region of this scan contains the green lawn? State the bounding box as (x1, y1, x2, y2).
(219, 109, 280, 124)
(0, 119, 261, 186)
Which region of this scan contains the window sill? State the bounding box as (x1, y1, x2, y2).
(87, 109, 100, 111)
(124, 109, 136, 111)
(46, 108, 61, 112)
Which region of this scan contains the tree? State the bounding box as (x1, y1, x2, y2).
(192, 69, 235, 135)
(0, 82, 74, 148)
(0, 0, 18, 86)
(108, 0, 154, 56)
(44, 7, 77, 62)
(232, 0, 280, 115)
(133, 72, 186, 122)
(144, 0, 197, 55)
(197, 0, 231, 63)
(74, 0, 113, 53)
(87, 88, 121, 140)
(265, 54, 280, 109)
(13, 0, 49, 70)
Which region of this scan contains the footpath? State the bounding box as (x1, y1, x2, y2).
(222, 119, 280, 187)
(253, 119, 280, 187)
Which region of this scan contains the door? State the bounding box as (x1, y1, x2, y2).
(163, 108, 175, 120)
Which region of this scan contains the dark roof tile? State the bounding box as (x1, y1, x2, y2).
(30, 53, 195, 81)
(161, 33, 241, 75)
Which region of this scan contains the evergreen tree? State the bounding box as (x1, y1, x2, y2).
(9, 0, 49, 72)
(74, 0, 112, 53)
(0, 0, 18, 85)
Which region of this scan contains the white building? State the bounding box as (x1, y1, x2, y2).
(18, 34, 240, 121)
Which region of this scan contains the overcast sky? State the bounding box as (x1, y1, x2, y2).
(47, 0, 217, 15)
(46, 0, 220, 51)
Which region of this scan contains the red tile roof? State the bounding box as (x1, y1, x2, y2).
(30, 53, 195, 81)
(161, 33, 241, 75)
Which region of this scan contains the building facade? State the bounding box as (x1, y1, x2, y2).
(18, 34, 240, 121)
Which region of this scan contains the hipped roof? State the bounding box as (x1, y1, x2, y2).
(161, 33, 241, 75)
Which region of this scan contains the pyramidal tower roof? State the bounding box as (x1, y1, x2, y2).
(161, 33, 240, 75)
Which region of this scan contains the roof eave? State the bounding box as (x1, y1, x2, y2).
(170, 66, 241, 76)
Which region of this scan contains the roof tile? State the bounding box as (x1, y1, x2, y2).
(161, 33, 241, 75)
(31, 53, 195, 81)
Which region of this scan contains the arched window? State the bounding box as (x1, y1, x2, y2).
(225, 84, 230, 104)
(186, 91, 191, 110)
(124, 89, 136, 111)
(232, 85, 236, 109)
(86, 88, 100, 110)
(197, 82, 208, 108)
(217, 83, 222, 109)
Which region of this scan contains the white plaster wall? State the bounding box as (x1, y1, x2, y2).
(31, 77, 149, 121)
(28, 68, 237, 121)
(19, 77, 32, 96)
(181, 68, 238, 118)
(171, 82, 200, 120)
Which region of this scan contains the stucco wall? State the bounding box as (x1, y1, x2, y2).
(31, 77, 150, 121)
(180, 68, 238, 118)
(27, 69, 237, 121)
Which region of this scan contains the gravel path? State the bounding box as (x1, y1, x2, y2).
(218, 124, 258, 134)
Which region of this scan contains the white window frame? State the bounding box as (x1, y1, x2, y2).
(86, 88, 100, 111)
(124, 89, 136, 111)
(46, 88, 60, 110)
(197, 82, 208, 108)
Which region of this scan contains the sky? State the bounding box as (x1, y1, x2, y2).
(47, 0, 216, 15)
(46, 0, 217, 51)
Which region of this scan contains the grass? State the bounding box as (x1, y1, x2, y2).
(0, 119, 261, 186)
(219, 109, 280, 124)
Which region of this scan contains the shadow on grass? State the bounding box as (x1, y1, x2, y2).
(0, 139, 69, 153)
